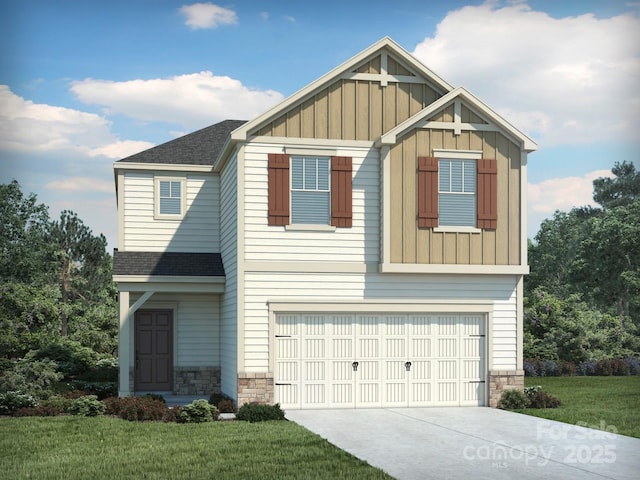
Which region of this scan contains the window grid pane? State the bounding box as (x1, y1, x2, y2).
(438, 159, 476, 226)
(159, 180, 181, 215)
(291, 156, 330, 224)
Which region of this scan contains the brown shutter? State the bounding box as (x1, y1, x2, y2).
(477, 159, 497, 229)
(268, 153, 290, 226)
(417, 157, 438, 228)
(331, 156, 352, 227)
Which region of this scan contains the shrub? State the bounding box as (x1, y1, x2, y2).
(528, 390, 562, 408)
(82, 357, 118, 382)
(0, 359, 62, 399)
(164, 406, 182, 423)
(40, 395, 74, 413)
(104, 396, 168, 422)
(577, 360, 597, 376)
(523, 385, 542, 398)
(217, 399, 235, 413)
(625, 357, 640, 375)
(236, 402, 285, 422)
(68, 381, 117, 400)
(595, 358, 630, 376)
(523, 359, 539, 377)
(14, 405, 61, 417)
(142, 393, 166, 404)
(70, 395, 105, 417)
(179, 399, 218, 423)
(27, 339, 98, 379)
(0, 391, 37, 415)
(497, 389, 529, 410)
(558, 360, 576, 376)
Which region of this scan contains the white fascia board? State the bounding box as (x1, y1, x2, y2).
(113, 162, 214, 174)
(378, 87, 537, 153)
(114, 276, 225, 294)
(379, 263, 529, 275)
(229, 37, 453, 145)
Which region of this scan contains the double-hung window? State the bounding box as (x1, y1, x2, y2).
(155, 177, 185, 219)
(290, 156, 330, 224)
(438, 159, 476, 227)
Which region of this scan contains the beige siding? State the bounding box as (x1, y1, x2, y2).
(389, 128, 522, 266)
(122, 172, 220, 253)
(254, 63, 443, 141)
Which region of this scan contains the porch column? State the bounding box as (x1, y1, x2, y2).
(118, 291, 131, 397)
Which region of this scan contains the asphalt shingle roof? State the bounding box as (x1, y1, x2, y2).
(113, 251, 225, 277)
(117, 119, 247, 166)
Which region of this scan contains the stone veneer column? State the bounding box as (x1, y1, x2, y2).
(488, 370, 525, 407)
(237, 372, 274, 406)
(173, 367, 221, 395)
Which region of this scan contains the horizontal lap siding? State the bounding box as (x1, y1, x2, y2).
(243, 144, 379, 263)
(243, 273, 517, 371)
(130, 293, 220, 367)
(220, 156, 238, 397)
(123, 172, 220, 252)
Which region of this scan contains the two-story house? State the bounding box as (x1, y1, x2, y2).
(113, 37, 536, 409)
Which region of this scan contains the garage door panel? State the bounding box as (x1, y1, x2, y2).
(275, 313, 487, 409)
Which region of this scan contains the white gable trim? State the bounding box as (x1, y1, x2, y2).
(377, 87, 537, 152)
(226, 37, 453, 147)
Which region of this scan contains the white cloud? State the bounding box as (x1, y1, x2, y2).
(527, 169, 614, 238)
(45, 177, 114, 193)
(0, 85, 153, 159)
(528, 169, 613, 214)
(413, 1, 640, 146)
(70, 71, 284, 129)
(179, 3, 237, 29)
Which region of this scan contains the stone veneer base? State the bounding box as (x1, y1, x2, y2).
(237, 372, 274, 406)
(488, 369, 525, 408)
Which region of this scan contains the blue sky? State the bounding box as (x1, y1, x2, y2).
(1, 0, 638, 253)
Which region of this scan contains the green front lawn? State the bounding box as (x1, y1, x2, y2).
(522, 376, 640, 438)
(0, 417, 393, 480)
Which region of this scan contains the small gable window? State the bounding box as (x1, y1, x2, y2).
(438, 159, 476, 227)
(155, 177, 185, 219)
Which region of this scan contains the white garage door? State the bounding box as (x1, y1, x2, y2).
(275, 313, 486, 409)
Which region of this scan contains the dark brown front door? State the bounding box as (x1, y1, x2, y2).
(135, 309, 173, 391)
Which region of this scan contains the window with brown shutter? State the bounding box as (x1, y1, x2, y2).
(331, 156, 352, 227)
(477, 159, 497, 229)
(268, 153, 290, 226)
(417, 157, 438, 228)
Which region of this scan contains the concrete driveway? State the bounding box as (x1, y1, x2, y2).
(286, 408, 640, 480)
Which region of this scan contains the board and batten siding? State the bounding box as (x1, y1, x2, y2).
(129, 293, 220, 367)
(243, 143, 380, 264)
(220, 153, 239, 397)
(122, 171, 220, 252)
(389, 128, 522, 265)
(253, 53, 444, 142)
(242, 272, 518, 372)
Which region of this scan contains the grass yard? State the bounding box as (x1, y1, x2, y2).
(0, 417, 393, 480)
(522, 376, 640, 438)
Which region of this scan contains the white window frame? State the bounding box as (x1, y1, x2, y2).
(154, 176, 186, 220)
(433, 149, 482, 233)
(290, 156, 331, 226)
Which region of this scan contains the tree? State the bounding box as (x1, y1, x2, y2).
(48, 210, 112, 337)
(0, 181, 54, 283)
(593, 161, 640, 209)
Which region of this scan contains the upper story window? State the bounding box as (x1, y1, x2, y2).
(291, 156, 330, 224)
(438, 159, 476, 227)
(155, 177, 185, 219)
(268, 153, 352, 228)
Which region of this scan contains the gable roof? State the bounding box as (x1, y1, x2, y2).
(118, 119, 246, 166)
(225, 37, 453, 148)
(377, 87, 537, 152)
(113, 251, 225, 277)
